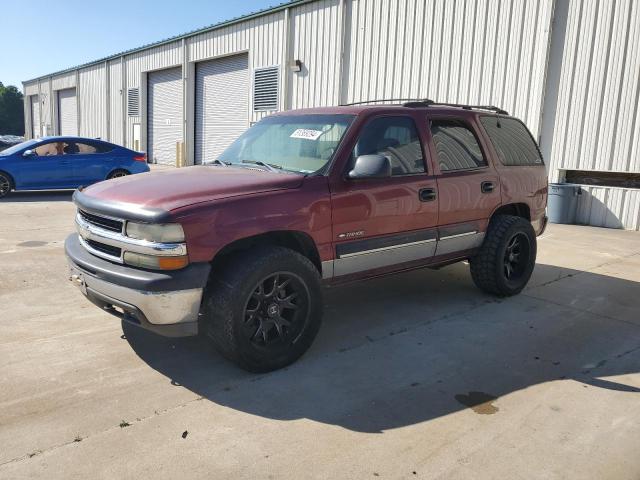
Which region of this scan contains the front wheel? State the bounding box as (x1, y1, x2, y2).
(0, 172, 12, 199)
(201, 246, 323, 372)
(470, 215, 537, 296)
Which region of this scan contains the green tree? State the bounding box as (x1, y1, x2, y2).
(0, 82, 25, 136)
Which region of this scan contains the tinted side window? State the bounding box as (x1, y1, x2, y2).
(431, 120, 486, 172)
(353, 116, 425, 175)
(73, 142, 112, 154)
(34, 141, 70, 156)
(480, 116, 543, 166)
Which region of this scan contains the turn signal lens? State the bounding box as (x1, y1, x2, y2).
(123, 252, 189, 270)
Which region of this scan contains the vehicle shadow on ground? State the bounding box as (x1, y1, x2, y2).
(2, 190, 74, 202)
(124, 262, 640, 433)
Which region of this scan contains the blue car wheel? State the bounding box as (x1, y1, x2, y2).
(0, 171, 12, 198)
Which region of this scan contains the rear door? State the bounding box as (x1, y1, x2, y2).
(425, 115, 501, 257)
(69, 141, 114, 184)
(329, 114, 439, 277)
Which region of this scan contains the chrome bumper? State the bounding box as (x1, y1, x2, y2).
(68, 261, 202, 336)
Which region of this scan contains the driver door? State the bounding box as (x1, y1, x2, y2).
(21, 141, 74, 189)
(329, 114, 439, 278)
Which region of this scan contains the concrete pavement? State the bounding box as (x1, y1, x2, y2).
(1, 191, 639, 479)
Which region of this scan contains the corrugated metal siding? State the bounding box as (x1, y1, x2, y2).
(549, 0, 640, 176)
(79, 64, 106, 138)
(576, 186, 640, 231)
(30, 96, 40, 138)
(189, 11, 285, 123)
(289, 0, 342, 109)
(52, 74, 76, 91)
(108, 60, 123, 145)
(38, 81, 52, 136)
(24, 83, 38, 96)
(545, 0, 640, 230)
(345, 0, 554, 138)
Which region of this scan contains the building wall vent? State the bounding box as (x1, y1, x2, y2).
(127, 88, 140, 117)
(253, 67, 279, 111)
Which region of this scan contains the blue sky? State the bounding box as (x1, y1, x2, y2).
(2, 0, 283, 91)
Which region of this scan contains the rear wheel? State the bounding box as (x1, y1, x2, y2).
(0, 172, 12, 199)
(107, 169, 130, 180)
(470, 215, 537, 296)
(201, 246, 323, 372)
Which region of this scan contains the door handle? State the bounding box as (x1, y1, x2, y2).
(481, 181, 495, 193)
(419, 187, 437, 202)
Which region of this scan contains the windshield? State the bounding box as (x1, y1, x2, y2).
(217, 114, 354, 174)
(0, 139, 38, 156)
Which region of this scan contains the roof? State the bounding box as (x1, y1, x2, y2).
(274, 102, 508, 117)
(23, 0, 315, 84)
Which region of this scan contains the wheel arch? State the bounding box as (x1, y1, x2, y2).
(490, 203, 531, 222)
(106, 168, 131, 179)
(0, 169, 16, 189)
(210, 230, 322, 275)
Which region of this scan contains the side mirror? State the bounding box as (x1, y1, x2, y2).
(23, 149, 35, 157)
(348, 154, 391, 179)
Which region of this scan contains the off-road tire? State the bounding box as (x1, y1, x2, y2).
(201, 246, 323, 372)
(470, 215, 537, 296)
(0, 171, 13, 199)
(107, 169, 130, 180)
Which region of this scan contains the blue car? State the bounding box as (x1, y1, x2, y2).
(0, 136, 150, 198)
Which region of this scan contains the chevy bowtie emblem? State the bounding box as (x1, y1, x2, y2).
(338, 230, 364, 239)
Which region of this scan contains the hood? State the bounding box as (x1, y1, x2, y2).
(82, 166, 304, 212)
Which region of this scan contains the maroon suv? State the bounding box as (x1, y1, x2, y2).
(66, 100, 548, 372)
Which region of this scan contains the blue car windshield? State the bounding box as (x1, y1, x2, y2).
(0, 139, 38, 156)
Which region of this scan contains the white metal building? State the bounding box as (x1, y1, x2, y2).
(22, 0, 640, 230)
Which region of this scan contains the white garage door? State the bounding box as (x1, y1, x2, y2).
(30, 96, 40, 138)
(195, 54, 249, 164)
(57, 88, 77, 136)
(148, 67, 182, 165)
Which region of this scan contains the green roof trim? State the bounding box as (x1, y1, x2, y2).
(23, 0, 314, 84)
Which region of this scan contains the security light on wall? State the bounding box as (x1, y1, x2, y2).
(289, 60, 302, 73)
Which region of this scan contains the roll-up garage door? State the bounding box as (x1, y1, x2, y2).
(148, 67, 182, 165)
(57, 88, 78, 136)
(195, 54, 249, 164)
(31, 96, 40, 138)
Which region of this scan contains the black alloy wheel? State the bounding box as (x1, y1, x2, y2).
(503, 232, 531, 281)
(243, 272, 310, 349)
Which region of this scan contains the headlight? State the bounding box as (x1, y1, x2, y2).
(123, 252, 189, 270)
(126, 222, 185, 243)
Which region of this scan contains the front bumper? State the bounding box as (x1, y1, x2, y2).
(65, 234, 211, 337)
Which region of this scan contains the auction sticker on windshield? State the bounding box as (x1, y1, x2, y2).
(290, 129, 323, 140)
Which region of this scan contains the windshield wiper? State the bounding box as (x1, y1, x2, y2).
(208, 159, 230, 167)
(240, 159, 283, 172)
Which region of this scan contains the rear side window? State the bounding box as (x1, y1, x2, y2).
(480, 116, 543, 166)
(353, 116, 425, 175)
(430, 120, 486, 172)
(73, 142, 112, 154)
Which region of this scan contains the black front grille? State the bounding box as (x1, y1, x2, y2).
(86, 240, 121, 258)
(79, 210, 123, 233)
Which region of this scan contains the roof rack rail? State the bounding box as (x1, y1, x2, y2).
(409, 100, 509, 115)
(339, 98, 427, 106)
(339, 98, 508, 115)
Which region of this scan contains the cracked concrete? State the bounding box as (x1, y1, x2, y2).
(1, 191, 640, 479)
